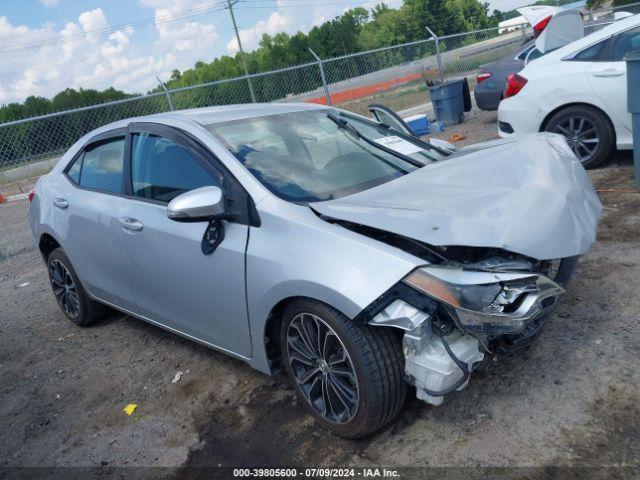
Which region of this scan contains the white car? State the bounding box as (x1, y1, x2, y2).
(498, 13, 640, 168)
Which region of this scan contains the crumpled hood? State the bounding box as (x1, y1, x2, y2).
(311, 133, 601, 260)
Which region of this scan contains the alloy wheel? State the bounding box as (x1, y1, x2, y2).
(552, 116, 600, 164)
(286, 313, 359, 424)
(49, 259, 80, 318)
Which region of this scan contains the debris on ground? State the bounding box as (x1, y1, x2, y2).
(171, 371, 184, 384)
(448, 133, 467, 143)
(123, 404, 138, 416)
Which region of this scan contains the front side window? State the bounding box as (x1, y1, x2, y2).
(207, 110, 442, 203)
(70, 137, 125, 193)
(612, 26, 640, 60)
(130, 133, 220, 203)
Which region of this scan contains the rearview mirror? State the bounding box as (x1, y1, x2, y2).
(167, 186, 225, 222)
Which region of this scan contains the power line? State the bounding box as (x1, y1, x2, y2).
(0, 0, 375, 82)
(0, 0, 371, 54)
(0, 1, 230, 54)
(0, 27, 236, 79)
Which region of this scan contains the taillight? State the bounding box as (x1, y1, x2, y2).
(477, 72, 492, 84)
(533, 15, 552, 38)
(28, 187, 35, 203)
(504, 73, 528, 98)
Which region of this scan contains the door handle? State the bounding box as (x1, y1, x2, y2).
(592, 69, 625, 78)
(53, 198, 69, 209)
(119, 217, 144, 232)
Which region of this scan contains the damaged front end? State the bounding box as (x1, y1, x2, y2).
(361, 255, 569, 406)
(309, 132, 599, 407)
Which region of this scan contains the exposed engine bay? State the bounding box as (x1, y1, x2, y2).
(336, 220, 576, 407)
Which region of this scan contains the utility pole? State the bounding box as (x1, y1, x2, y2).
(226, 0, 256, 102)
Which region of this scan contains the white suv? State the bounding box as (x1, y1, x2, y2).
(498, 14, 640, 168)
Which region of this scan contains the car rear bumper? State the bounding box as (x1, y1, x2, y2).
(474, 89, 501, 111)
(497, 96, 544, 138)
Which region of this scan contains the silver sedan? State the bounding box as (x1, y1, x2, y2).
(29, 103, 601, 437)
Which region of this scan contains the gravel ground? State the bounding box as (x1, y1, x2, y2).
(1, 109, 639, 478)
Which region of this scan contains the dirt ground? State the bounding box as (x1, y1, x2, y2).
(1, 109, 639, 478)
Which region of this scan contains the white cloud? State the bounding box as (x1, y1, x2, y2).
(226, 11, 293, 54)
(0, 2, 220, 103)
(38, 0, 60, 6)
(78, 8, 109, 32)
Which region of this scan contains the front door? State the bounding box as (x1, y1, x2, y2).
(119, 125, 251, 357)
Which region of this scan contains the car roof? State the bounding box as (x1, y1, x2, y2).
(153, 102, 329, 126)
(67, 102, 332, 156)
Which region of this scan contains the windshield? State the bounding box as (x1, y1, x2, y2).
(207, 110, 442, 203)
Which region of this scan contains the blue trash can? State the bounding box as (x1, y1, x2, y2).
(428, 79, 466, 126)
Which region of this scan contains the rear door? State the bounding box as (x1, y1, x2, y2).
(59, 131, 137, 311)
(588, 25, 640, 146)
(118, 123, 251, 356)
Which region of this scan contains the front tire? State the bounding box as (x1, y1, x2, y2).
(544, 105, 614, 169)
(47, 248, 102, 326)
(281, 299, 406, 438)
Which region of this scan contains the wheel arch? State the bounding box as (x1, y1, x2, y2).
(539, 102, 616, 144)
(262, 295, 351, 375)
(38, 232, 62, 261)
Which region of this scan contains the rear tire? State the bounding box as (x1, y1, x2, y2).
(281, 299, 406, 438)
(47, 248, 102, 326)
(544, 105, 614, 169)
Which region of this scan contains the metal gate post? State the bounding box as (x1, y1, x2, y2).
(626, 49, 640, 189)
(425, 26, 444, 83)
(309, 48, 332, 106)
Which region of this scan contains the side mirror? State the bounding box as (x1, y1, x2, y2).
(167, 186, 225, 222)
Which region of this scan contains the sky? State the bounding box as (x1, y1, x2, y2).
(0, 0, 531, 104)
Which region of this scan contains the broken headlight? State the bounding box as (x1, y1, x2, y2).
(403, 265, 565, 334)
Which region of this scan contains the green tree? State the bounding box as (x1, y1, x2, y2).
(372, 2, 391, 19)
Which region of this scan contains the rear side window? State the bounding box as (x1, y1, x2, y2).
(516, 45, 542, 62)
(66, 137, 125, 194)
(517, 45, 533, 61)
(66, 155, 82, 183)
(573, 40, 607, 61)
(130, 133, 220, 203)
(527, 48, 543, 61)
(612, 26, 640, 60)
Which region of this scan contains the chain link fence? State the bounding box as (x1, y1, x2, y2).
(1, 2, 638, 173)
